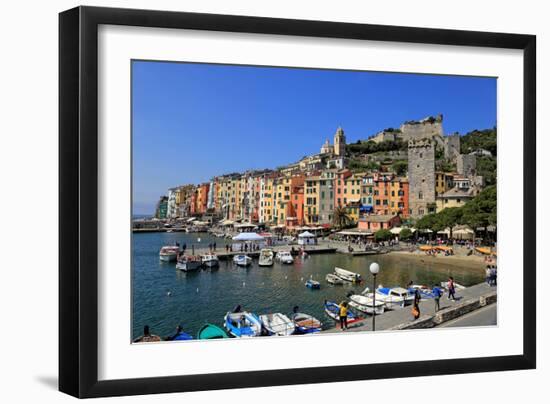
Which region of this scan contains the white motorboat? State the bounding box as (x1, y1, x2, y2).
(275, 251, 294, 264)
(334, 267, 362, 283)
(176, 255, 202, 271)
(233, 254, 252, 267)
(258, 249, 274, 266)
(260, 313, 295, 336)
(201, 254, 219, 268)
(325, 273, 344, 285)
(159, 246, 180, 262)
(375, 287, 415, 309)
(348, 294, 386, 315)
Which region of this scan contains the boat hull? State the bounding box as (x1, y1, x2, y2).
(159, 253, 177, 262)
(176, 261, 202, 271)
(260, 313, 294, 336)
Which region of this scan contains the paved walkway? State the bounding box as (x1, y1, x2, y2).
(437, 303, 497, 328)
(324, 282, 496, 333)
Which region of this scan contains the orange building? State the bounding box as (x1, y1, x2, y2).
(333, 169, 351, 208)
(357, 214, 401, 232)
(286, 174, 305, 228)
(372, 174, 409, 218)
(196, 183, 210, 214)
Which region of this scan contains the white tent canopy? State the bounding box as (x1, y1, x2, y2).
(232, 232, 265, 241)
(298, 231, 316, 238)
(390, 227, 402, 235)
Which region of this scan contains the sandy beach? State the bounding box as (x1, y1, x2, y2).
(387, 250, 487, 271)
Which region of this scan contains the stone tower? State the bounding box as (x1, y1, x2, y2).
(334, 127, 346, 157)
(408, 139, 436, 218)
(444, 133, 461, 161)
(457, 154, 477, 177)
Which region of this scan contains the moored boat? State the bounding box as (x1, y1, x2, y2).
(375, 287, 414, 309)
(324, 301, 362, 324)
(260, 313, 295, 336)
(176, 255, 202, 272)
(224, 310, 262, 337)
(334, 267, 362, 283)
(233, 254, 252, 267)
(201, 253, 219, 268)
(258, 249, 274, 266)
(326, 273, 344, 285)
(305, 279, 321, 289)
(291, 312, 322, 334)
(348, 294, 385, 315)
(159, 245, 180, 262)
(197, 323, 228, 339)
(275, 251, 294, 264)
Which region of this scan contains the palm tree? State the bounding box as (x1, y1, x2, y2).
(332, 206, 352, 229)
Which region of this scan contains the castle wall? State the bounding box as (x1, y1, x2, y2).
(444, 134, 461, 160)
(457, 154, 477, 177)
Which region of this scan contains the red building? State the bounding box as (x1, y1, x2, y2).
(357, 214, 401, 232)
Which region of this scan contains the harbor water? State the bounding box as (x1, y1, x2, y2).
(132, 232, 484, 340)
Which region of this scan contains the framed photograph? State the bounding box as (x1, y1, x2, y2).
(59, 6, 536, 398)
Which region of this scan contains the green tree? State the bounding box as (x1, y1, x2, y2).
(437, 207, 463, 239)
(461, 185, 497, 233)
(374, 228, 393, 242)
(332, 206, 352, 229)
(392, 160, 408, 176)
(399, 228, 413, 240)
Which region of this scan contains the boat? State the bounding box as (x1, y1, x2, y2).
(197, 323, 228, 339)
(326, 273, 344, 285)
(334, 267, 362, 283)
(408, 284, 437, 299)
(170, 330, 193, 341)
(258, 249, 274, 266)
(348, 294, 386, 315)
(375, 287, 415, 309)
(259, 313, 295, 336)
(291, 312, 322, 334)
(176, 255, 202, 272)
(224, 310, 262, 337)
(233, 254, 252, 267)
(275, 251, 294, 264)
(305, 279, 321, 289)
(159, 246, 180, 262)
(201, 253, 219, 268)
(440, 281, 466, 291)
(324, 301, 362, 324)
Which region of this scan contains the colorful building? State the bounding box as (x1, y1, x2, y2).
(435, 171, 455, 196)
(357, 214, 401, 232)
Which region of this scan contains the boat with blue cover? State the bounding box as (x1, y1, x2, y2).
(197, 323, 228, 339)
(324, 301, 362, 325)
(305, 279, 321, 289)
(375, 286, 414, 309)
(224, 307, 262, 337)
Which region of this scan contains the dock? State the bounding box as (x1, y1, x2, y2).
(184, 245, 337, 260)
(323, 283, 497, 333)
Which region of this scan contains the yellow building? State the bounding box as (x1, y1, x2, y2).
(275, 176, 291, 225)
(341, 173, 362, 223)
(435, 172, 455, 196)
(304, 175, 320, 224)
(436, 187, 477, 212)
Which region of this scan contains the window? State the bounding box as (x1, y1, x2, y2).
(419, 208, 424, 215)
(375, 200, 380, 206)
(419, 191, 423, 200)
(383, 199, 388, 206)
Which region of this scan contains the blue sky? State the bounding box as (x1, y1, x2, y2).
(132, 61, 496, 214)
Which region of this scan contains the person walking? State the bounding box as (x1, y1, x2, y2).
(338, 301, 348, 330)
(412, 293, 421, 320)
(486, 265, 492, 285)
(432, 285, 442, 312)
(447, 277, 456, 301)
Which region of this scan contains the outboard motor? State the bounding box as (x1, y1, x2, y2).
(233, 304, 242, 313)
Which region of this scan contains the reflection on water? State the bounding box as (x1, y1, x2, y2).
(132, 232, 484, 340)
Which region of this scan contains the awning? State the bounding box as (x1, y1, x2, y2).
(390, 227, 402, 235)
(298, 231, 316, 238)
(232, 232, 265, 241)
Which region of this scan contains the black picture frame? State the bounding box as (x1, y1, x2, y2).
(59, 5, 536, 398)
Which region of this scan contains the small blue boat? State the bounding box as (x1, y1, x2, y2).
(305, 279, 321, 289)
(172, 331, 193, 341)
(324, 301, 361, 324)
(224, 310, 262, 337)
(291, 312, 322, 334)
